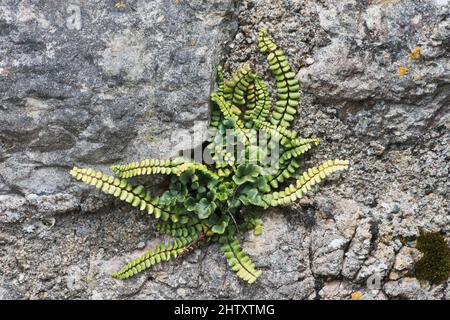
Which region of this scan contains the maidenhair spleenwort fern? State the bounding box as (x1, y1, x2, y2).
(70, 29, 349, 285)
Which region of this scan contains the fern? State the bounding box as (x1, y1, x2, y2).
(258, 29, 299, 128)
(112, 234, 200, 280)
(69, 30, 349, 285)
(219, 230, 262, 284)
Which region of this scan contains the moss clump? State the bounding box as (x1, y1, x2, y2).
(415, 230, 450, 285)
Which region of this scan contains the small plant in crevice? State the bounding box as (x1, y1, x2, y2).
(70, 29, 349, 284)
(415, 230, 450, 285)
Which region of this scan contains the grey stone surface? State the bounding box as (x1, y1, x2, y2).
(1, 0, 449, 300)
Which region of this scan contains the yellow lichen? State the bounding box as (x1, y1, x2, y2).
(114, 0, 126, 10)
(351, 292, 362, 300)
(408, 47, 421, 60)
(398, 66, 408, 76)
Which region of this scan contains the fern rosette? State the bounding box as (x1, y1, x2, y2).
(70, 30, 349, 284)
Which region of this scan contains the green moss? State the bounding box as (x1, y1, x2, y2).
(415, 230, 450, 285)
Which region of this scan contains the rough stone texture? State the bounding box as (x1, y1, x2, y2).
(0, 0, 240, 299)
(1, 0, 449, 300)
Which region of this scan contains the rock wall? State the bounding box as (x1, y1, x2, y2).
(0, 0, 449, 299)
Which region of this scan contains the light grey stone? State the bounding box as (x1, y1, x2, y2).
(0, 0, 448, 300)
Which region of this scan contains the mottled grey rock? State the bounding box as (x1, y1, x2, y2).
(383, 277, 447, 300)
(389, 247, 423, 280)
(310, 221, 347, 277)
(319, 280, 352, 300)
(356, 243, 395, 282)
(1, 0, 449, 300)
(342, 218, 373, 280)
(0, 0, 240, 299)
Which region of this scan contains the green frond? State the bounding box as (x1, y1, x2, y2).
(278, 138, 321, 164)
(210, 92, 245, 129)
(206, 128, 235, 170)
(247, 77, 271, 127)
(156, 219, 203, 238)
(112, 234, 199, 280)
(258, 29, 299, 129)
(111, 159, 219, 181)
(239, 211, 263, 235)
(265, 138, 321, 189)
(263, 159, 349, 206)
(266, 158, 301, 189)
(216, 65, 225, 97)
(223, 66, 255, 115)
(207, 110, 222, 141)
(70, 167, 179, 221)
(243, 79, 257, 124)
(253, 119, 298, 148)
(211, 145, 235, 168)
(173, 162, 219, 180)
(208, 66, 225, 143)
(210, 92, 255, 146)
(206, 115, 235, 169)
(257, 28, 278, 53)
(110, 157, 188, 178)
(219, 233, 262, 284)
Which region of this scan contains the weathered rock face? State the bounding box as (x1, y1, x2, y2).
(1, 0, 449, 300)
(226, 0, 449, 300)
(0, 0, 239, 299)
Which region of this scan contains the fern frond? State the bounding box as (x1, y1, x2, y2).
(206, 129, 236, 170)
(174, 162, 219, 180)
(247, 77, 271, 127)
(263, 159, 349, 206)
(110, 157, 188, 178)
(219, 233, 262, 284)
(212, 145, 235, 169)
(206, 121, 233, 170)
(265, 138, 321, 189)
(239, 211, 263, 235)
(211, 92, 245, 128)
(208, 109, 222, 141)
(110, 159, 218, 181)
(253, 118, 298, 148)
(243, 79, 256, 124)
(278, 138, 321, 164)
(112, 234, 199, 280)
(258, 29, 299, 129)
(70, 167, 180, 221)
(216, 65, 225, 97)
(223, 66, 255, 115)
(266, 158, 301, 189)
(156, 219, 203, 238)
(210, 93, 255, 146)
(208, 66, 225, 143)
